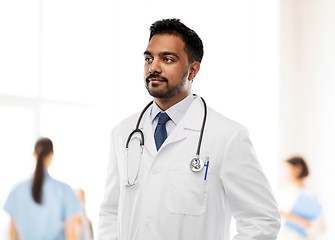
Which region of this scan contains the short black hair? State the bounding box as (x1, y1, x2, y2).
(286, 156, 310, 179)
(149, 19, 204, 63)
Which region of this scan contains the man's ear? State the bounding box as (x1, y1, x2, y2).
(188, 61, 201, 81)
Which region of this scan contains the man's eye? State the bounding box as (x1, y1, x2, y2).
(145, 57, 153, 62)
(164, 58, 173, 62)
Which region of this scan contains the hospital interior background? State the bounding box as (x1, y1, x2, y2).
(0, 0, 334, 239)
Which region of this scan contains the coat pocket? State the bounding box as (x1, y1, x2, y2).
(166, 162, 209, 216)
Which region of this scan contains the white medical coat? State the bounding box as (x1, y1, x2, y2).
(99, 96, 281, 240)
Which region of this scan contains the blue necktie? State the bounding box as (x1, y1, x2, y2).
(154, 112, 170, 150)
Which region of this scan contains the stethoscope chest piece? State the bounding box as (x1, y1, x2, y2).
(190, 157, 205, 172)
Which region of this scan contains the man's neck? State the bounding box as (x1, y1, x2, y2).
(154, 93, 190, 111)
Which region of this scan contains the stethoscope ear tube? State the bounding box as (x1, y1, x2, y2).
(196, 96, 207, 157)
(125, 101, 153, 149)
(125, 101, 153, 187)
(189, 96, 207, 172)
(126, 129, 144, 149)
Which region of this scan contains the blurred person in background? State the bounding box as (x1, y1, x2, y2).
(3, 137, 83, 240)
(278, 156, 325, 240)
(75, 189, 93, 240)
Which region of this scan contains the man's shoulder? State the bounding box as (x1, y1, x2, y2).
(207, 106, 248, 134)
(191, 96, 247, 134)
(111, 111, 142, 135)
(118, 112, 141, 126)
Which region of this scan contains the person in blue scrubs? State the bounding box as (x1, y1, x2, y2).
(3, 137, 83, 240)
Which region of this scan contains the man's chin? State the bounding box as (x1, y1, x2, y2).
(148, 92, 168, 99)
(147, 89, 169, 99)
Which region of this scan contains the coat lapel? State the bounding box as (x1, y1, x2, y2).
(160, 96, 204, 150)
(139, 96, 205, 155)
(141, 108, 157, 158)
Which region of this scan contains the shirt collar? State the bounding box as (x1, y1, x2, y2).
(150, 93, 195, 125)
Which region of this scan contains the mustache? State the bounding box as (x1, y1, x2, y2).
(146, 73, 168, 82)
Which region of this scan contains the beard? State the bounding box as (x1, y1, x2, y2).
(145, 71, 189, 99)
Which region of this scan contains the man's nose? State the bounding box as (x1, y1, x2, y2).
(149, 59, 162, 74)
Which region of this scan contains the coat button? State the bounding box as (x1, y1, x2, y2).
(146, 216, 153, 225)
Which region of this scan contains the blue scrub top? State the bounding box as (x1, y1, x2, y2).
(3, 171, 83, 240)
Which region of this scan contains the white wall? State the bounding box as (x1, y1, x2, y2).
(280, 0, 335, 238)
(0, 0, 279, 238)
(113, 0, 280, 188)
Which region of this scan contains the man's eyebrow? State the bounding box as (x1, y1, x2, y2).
(143, 51, 180, 60)
(159, 52, 180, 60)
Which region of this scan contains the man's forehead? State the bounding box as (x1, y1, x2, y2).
(146, 34, 185, 53)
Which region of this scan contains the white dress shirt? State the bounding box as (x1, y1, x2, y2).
(150, 93, 195, 138)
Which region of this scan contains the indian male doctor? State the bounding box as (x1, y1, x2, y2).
(98, 19, 281, 240)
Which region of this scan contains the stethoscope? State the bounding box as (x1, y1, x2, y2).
(125, 95, 207, 187)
